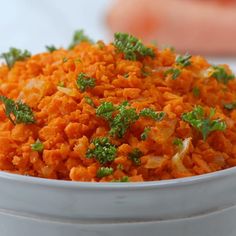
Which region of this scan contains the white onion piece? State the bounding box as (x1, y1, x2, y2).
(172, 137, 192, 172)
(57, 86, 76, 96)
(145, 156, 167, 169)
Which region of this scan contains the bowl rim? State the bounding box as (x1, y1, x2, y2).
(0, 166, 236, 190)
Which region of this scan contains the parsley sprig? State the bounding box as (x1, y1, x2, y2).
(69, 30, 93, 49)
(96, 101, 139, 138)
(0, 48, 31, 69)
(164, 68, 181, 80)
(86, 137, 117, 164)
(176, 54, 192, 67)
(112, 176, 129, 182)
(114, 33, 155, 61)
(128, 148, 143, 165)
(211, 66, 234, 84)
(97, 167, 114, 178)
(173, 138, 183, 148)
(192, 87, 200, 97)
(0, 96, 35, 125)
(141, 127, 151, 140)
(96, 101, 165, 138)
(182, 106, 226, 141)
(31, 139, 44, 152)
(84, 96, 95, 107)
(109, 102, 139, 138)
(76, 73, 96, 92)
(139, 108, 165, 121)
(45, 45, 57, 52)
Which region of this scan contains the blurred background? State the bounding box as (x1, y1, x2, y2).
(0, 0, 235, 70)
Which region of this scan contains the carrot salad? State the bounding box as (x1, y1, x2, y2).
(0, 31, 236, 182)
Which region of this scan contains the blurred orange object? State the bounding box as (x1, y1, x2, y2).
(107, 0, 236, 55)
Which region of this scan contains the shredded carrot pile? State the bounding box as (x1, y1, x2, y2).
(0, 34, 236, 182)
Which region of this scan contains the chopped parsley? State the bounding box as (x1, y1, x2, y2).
(84, 96, 95, 107)
(140, 127, 151, 140)
(113, 32, 155, 61)
(31, 139, 44, 152)
(173, 138, 183, 148)
(211, 66, 235, 84)
(96, 102, 165, 138)
(140, 108, 165, 121)
(76, 73, 96, 92)
(109, 102, 139, 138)
(0, 95, 35, 125)
(176, 54, 192, 67)
(123, 73, 129, 78)
(96, 101, 116, 121)
(112, 176, 129, 182)
(0, 47, 31, 69)
(96, 101, 139, 138)
(45, 45, 57, 52)
(128, 148, 143, 165)
(164, 68, 181, 80)
(69, 30, 93, 49)
(86, 137, 117, 164)
(182, 106, 226, 141)
(96, 167, 114, 178)
(192, 87, 200, 97)
(224, 102, 236, 110)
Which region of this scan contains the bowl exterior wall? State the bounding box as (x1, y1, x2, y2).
(0, 170, 236, 221)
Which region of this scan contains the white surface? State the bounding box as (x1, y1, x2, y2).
(0, 0, 111, 53)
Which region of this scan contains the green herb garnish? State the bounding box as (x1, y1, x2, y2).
(211, 66, 235, 84)
(45, 45, 57, 52)
(112, 176, 129, 182)
(114, 32, 155, 61)
(164, 68, 181, 80)
(69, 30, 93, 49)
(84, 96, 95, 107)
(76, 73, 96, 92)
(192, 87, 200, 97)
(224, 102, 236, 110)
(96, 167, 114, 178)
(96, 101, 139, 138)
(86, 137, 117, 164)
(182, 106, 226, 141)
(173, 138, 183, 148)
(31, 139, 44, 152)
(96, 102, 165, 138)
(140, 108, 165, 121)
(96, 101, 116, 121)
(0, 95, 35, 125)
(140, 127, 151, 140)
(0, 48, 31, 69)
(176, 54, 192, 67)
(128, 148, 143, 165)
(109, 102, 139, 138)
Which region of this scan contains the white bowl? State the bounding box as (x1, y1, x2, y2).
(0, 167, 236, 236)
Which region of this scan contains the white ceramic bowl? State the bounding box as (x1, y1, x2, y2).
(1, 167, 236, 236)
